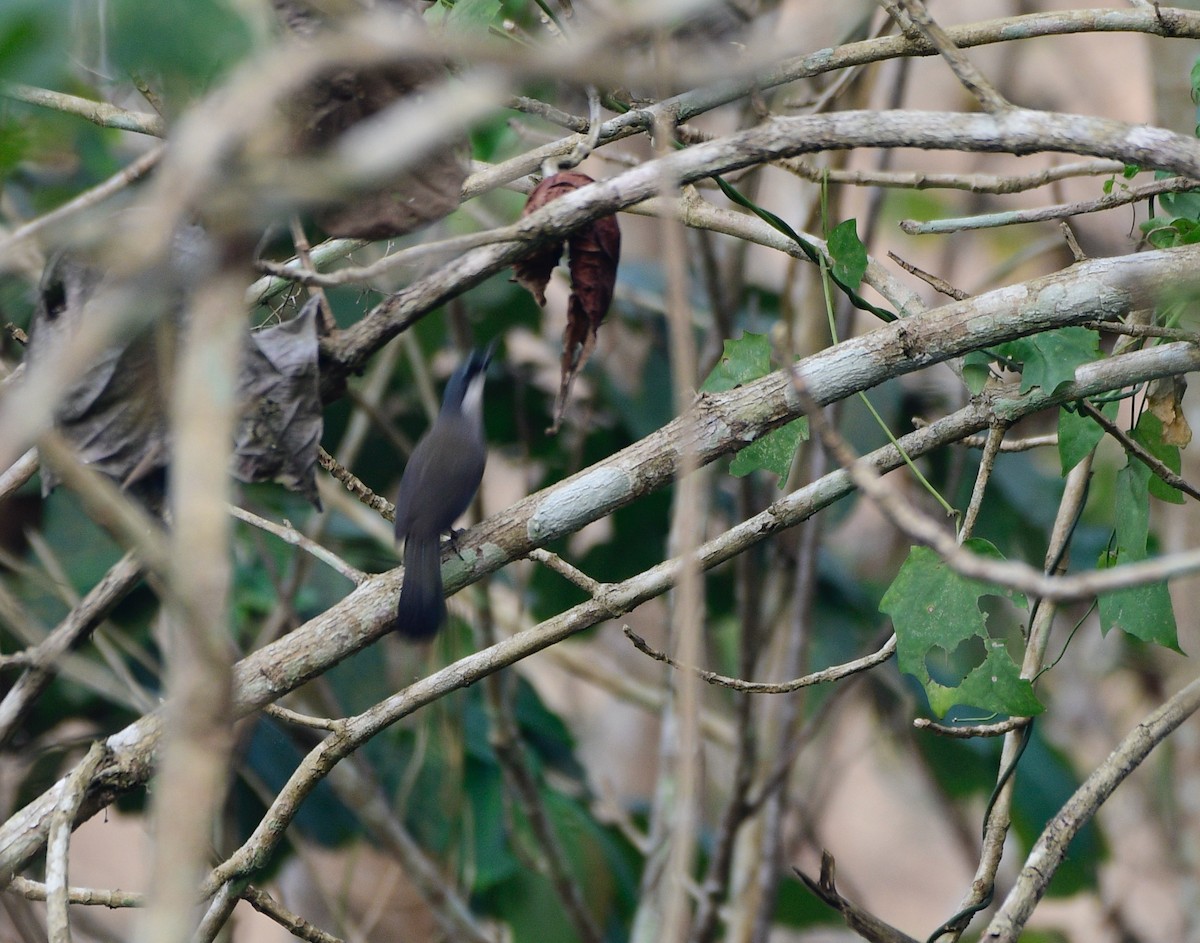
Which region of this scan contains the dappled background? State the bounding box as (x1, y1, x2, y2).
(2, 1, 1200, 942)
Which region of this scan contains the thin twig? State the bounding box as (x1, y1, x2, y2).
(528, 547, 604, 595)
(624, 627, 896, 694)
(0, 448, 39, 503)
(984, 675, 1200, 942)
(1085, 319, 1200, 344)
(795, 851, 922, 943)
(1, 83, 165, 135)
(240, 884, 346, 943)
(971, 433, 1055, 452)
(317, 448, 394, 519)
(476, 601, 604, 943)
(507, 95, 589, 132)
(0, 146, 164, 258)
(792, 365, 1200, 602)
(914, 717, 1030, 738)
(887, 252, 969, 301)
(0, 552, 145, 748)
(261, 702, 344, 732)
(7, 875, 143, 908)
(230, 505, 366, 584)
(891, 0, 1010, 114)
(1061, 221, 1087, 262)
(47, 743, 109, 943)
(900, 175, 1200, 235)
(779, 157, 1125, 194)
(959, 424, 1006, 543)
(930, 456, 1093, 943)
(1078, 399, 1200, 502)
(289, 217, 337, 334)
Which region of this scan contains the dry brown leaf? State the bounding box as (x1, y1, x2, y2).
(512, 171, 621, 432)
(1147, 375, 1192, 447)
(28, 240, 323, 509)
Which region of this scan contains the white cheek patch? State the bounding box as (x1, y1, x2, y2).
(462, 374, 486, 418)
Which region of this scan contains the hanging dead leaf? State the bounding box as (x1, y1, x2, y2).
(1147, 375, 1192, 447)
(232, 299, 323, 507)
(511, 171, 621, 432)
(28, 242, 324, 510)
(27, 252, 171, 509)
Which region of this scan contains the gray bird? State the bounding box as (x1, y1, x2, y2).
(393, 348, 490, 639)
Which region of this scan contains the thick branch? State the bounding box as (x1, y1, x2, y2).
(323, 109, 1200, 388)
(3, 264, 1199, 883)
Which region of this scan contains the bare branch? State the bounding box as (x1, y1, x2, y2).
(1, 83, 166, 136)
(0, 146, 165, 260)
(317, 447, 394, 520)
(983, 675, 1200, 942)
(795, 851, 922, 943)
(230, 505, 366, 584)
(47, 743, 109, 943)
(913, 717, 1030, 738)
(1078, 399, 1200, 501)
(6, 875, 143, 908)
(890, 0, 1010, 113)
(623, 627, 897, 694)
(0, 552, 144, 748)
(900, 174, 1200, 235)
(240, 885, 346, 943)
(4, 324, 1199, 889)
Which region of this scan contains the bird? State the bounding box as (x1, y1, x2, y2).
(393, 348, 491, 640)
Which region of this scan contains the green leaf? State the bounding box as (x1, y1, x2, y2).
(730, 417, 809, 484)
(428, 0, 501, 33)
(1191, 58, 1200, 104)
(0, 0, 71, 85)
(1114, 459, 1152, 556)
(109, 0, 253, 91)
(1102, 178, 1114, 195)
(1141, 215, 1200, 248)
(827, 218, 867, 290)
(700, 331, 771, 393)
(995, 327, 1099, 395)
(1131, 412, 1185, 504)
(961, 350, 992, 394)
(881, 540, 1038, 718)
(1097, 564, 1180, 650)
(1097, 458, 1182, 650)
(1158, 189, 1200, 220)
(925, 641, 1043, 718)
(1058, 400, 1117, 476)
(1122, 163, 1141, 179)
(701, 332, 808, 484)
(0, 115, 28, 183)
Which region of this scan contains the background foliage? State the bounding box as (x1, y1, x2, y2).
(3, 2, 1200, 943)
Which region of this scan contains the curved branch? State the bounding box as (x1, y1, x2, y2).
(982, 674, 1200, 942)
(4, 326, 1195, 878)
(323, 108, 1200, 388)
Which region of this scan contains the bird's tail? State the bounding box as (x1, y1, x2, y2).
(396, 533, 446, 639)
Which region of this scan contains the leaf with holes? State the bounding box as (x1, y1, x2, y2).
(880, 541, 1039, 718)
